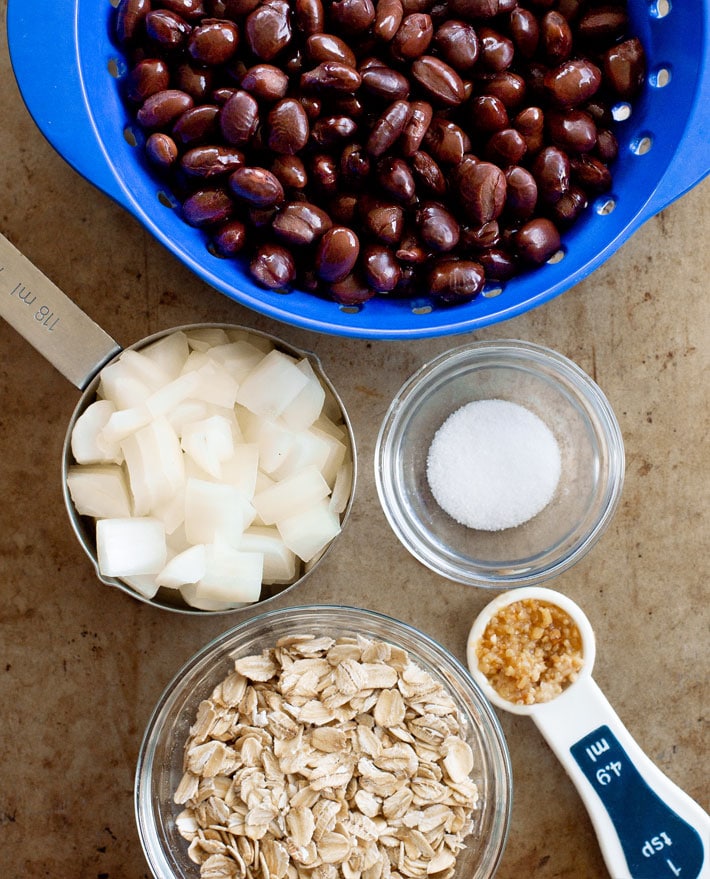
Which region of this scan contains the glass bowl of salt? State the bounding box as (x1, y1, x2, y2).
(375, 339, 625, 588)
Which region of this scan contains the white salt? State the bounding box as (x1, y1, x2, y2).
(426, 399, 561, 531)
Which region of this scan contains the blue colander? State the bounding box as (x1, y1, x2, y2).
(7, 0, 710, 339)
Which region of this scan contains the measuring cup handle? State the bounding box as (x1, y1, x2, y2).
(7, 0, 129, 210)
(532, 679, 709, 879)
(0, 233, 121, 390)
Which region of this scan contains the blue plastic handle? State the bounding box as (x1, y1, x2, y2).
(6, 0, 130, 211)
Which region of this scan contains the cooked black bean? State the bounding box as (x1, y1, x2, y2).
(229, 167, 285, 207)
(377, 156, 416, 202)
(212, 219, 247, 256)
(361, 199, 405, 244)
(604, 38, 645, 100)
(544, 59, 602, 108)
(272, 201, 333, 244)
(363, 243, 402, 291)
(417, 202, 460, 252)
(219, 90, 259, 146)
(180, 144, 244, 177)
(504, 166, 538, 220)
(433, 20, 479, 71)
(300, 62, 362, 93)
(570, 154, 613, 193)
(126, 59, 170, 103)
(145, 11, 192, 50)
(188, 19, 239, 64)
(312, 115, 359, 147)
(547, 109, 597, 154)
(250, 243, 296, 288)
(366, 100, 412, 156)
(541, 11, 572, 64)
(295, 0, 325, 35)
(172, 104, 219, 144)
(271, 154, 309, 190)
(360, 66, 411, 101)
(456, 158, 507, 224)
(429, 258, 485, 302)
(182, 187, 234, 226)
(422, 118, 470, 165)
(468, 95, 509, 135)
(174, 62, 213, 100)
(411, 56, 466, 106)
(145, 132, 179, 169)
(305, 33, 357, 66)
(547, 186, 588, 228)
(116, 0, 151, 44)
(329, 0, 377, 34)
(514, 218, 561, 264)
(267, 99, 310, 154)
(399, 101, 433, 155)
(509, 7, 539, 59)
(532, 145, 570, 205)
(391, 14, 434, 61)
(410, 150, 447, 196)
(484, 128, 526, 166)
(340, 143, 372, 183)
(374, 0, 404, 41)
(240, 65, 290, 102)
(315, 226, 360, 281)
(478, 27, 514, 72)
(137, 89, 194, 129)
(514, 105, 544, 153)
(245, 0, 292, 61)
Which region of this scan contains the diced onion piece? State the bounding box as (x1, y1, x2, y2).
(207, 340, 265, 382)
(98, 357, 154, 409)
(184, 478, 255, 546)
(121, 416, 185, 516)
(121, 573, 162, 600)
(240, 526, 297, 584)
(280, 359, 326, 431)
(193, 360, 239, 409)
(186, 327, 231, 351)
(252, 465, 331, 526)
(67, 464, 132, 519)
(155, 544, 207, 589)
(181, 415, 235, 478)
(181, 542, 263, 606)
(270, 426, 331, 482)
(119, 349, 171, 391)
(238, 410, 295, 475)
(277, 500, 341, 562)
(70, 400, 118, 464)
(146, 370, 201, 418)
(151, 487, 186, 536)
(312, 412, 347, 441)
(330, 457, 354, 515)
(309, 426, 348, 486)
(139, 330, 190, 379)
(221, 443, 260, 497)
(96, 517, 167, 577)
(236, 349, 309, 418)
(99, 406, 151, 447)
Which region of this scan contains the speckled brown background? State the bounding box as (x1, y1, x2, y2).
(0, 3, 707, 877)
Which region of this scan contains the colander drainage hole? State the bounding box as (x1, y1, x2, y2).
(631, 134, 653, 156)
(547, 248, 566, 265)
(611, 102, 632, 122)
(482, 285, 504, 298)
(157, 190, 178, 209)
(595, 197, 617, 216)
(650, 66, 672, 88)
(650, 0, 671, 18)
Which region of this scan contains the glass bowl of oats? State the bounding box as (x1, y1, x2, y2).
(135, 604, 512, 879)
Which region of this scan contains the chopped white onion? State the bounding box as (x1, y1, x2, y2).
(69, 330, 353, 609)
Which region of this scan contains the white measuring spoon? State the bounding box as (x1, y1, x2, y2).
(467, 586, 709, 879)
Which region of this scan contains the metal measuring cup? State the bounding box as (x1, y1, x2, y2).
(0, 232, 356, 614)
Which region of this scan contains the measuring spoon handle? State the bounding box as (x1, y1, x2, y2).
(0, 233, 121, 390)
(532, 678, 709, 879)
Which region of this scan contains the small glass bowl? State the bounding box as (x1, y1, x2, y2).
(135, 604, 512, 879)
(375, 339, 625, 588)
